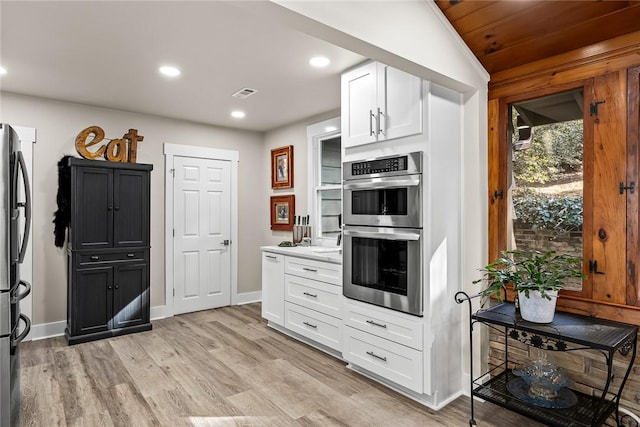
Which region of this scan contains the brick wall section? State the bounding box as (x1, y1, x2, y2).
(513, 225, 582, 258)
(488, 326, 640, 420)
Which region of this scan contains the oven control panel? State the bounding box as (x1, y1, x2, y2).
(351, 156, 407, 176)
(344, 151, 422, 180)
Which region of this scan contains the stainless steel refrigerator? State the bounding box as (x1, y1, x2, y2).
(0, 124, 31, 427)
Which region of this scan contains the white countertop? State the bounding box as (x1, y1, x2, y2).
(261, 245, 342, 264)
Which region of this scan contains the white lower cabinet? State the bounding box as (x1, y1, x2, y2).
(285, 256, 341, 285)
(261, 252, 285, 326)
(343, 326, 423, 393)
(261, 249, 342, 354)
(285, 274, 341, 318)
(261, 248, 427, 399)
(285, 302, 341, 351)
(343, 300, 423, 350)
(342, 298, 424, 394)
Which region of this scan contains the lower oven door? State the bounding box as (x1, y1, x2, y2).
(343, 226, 422, 316)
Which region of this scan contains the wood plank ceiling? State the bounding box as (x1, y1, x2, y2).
(435, 0, 640, 74)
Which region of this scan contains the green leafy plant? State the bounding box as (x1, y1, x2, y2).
(513, 189, 582, 232)
(474, 250, 585, 302)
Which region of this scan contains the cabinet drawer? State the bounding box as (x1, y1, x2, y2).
(343, 299, 423, 350)
(285, 257, 341, 285)
(285, 274, 341, 318)
(343, 326, 423, 393)
(284, 302, 341, 352)
(79, 250, 146, 265)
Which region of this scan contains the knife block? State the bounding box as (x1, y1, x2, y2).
(293, 225, 311, 245)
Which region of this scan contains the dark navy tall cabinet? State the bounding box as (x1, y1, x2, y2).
(65, 158, 152, 345)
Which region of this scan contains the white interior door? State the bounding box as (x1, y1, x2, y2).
(173, 156, 231, 314)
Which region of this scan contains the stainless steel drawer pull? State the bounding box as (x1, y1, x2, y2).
(90, 255, 100, 261)
(302, 267, 317, 272)
(366, 351, 387, 362)
(127, 253, 135, 258)
(265, 255, 277, 259)
(366, 320, 387, 329)
(303, 292, 318, 298)
(303, 321, 317, 329)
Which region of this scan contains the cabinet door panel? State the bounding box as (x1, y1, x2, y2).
(112, 263, 148, 329)
(74, 266, 113, 335)
(261, 252, 285, 326)
(342, 62, 378, 148)
(73, 167, 113, 249)
(382, 64, 423, 140)
(114, 169, 149, 247)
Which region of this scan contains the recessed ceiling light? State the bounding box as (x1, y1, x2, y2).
(309, 56, 330, 68)
(159, 65, 181, 77)
(0, 67, 7, 76)
(231, 110, 246, 119)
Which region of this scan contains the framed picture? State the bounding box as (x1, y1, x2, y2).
(270, 195, 295, 231)
(271, 145, 294, 189)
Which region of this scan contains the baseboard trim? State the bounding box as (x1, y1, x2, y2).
(150, 305, 168, 320)
(28, 295, 260, 341)
(235, 291, 262, 305)
(30, 320, 66, 341)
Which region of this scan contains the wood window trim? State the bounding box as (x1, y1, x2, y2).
(627, 66, 640, 307)
(488, 41, 640, 325)
(489, 30, 640, 99)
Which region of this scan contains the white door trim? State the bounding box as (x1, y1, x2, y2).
(164, 143, 239, 317)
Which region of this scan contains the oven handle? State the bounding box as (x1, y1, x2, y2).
(343, 175, 421, 190)
(343, 229, 421, 241)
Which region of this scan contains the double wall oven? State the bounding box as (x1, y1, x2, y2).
(342, 152, 423, 316)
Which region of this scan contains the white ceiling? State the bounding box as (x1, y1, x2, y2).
(0, 1, 366, 132)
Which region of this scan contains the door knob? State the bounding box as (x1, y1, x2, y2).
(220, 240, 230, 246)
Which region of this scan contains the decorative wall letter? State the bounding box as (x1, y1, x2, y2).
(75, 126, 144, 163)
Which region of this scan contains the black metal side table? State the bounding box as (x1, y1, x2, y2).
(455, 292, 638, 427)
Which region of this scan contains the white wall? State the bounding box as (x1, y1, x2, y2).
(262, 109, 339, 246)
(1, 92, 265, 325)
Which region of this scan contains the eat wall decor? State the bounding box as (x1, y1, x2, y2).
(75, 126, 144, 163)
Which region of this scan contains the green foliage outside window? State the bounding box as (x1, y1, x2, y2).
(512, 118, 583, 232)
(513, 189, 582, 232)
(513, 120, 583, 184)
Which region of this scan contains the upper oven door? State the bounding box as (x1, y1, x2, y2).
(343, 174, 422, 228)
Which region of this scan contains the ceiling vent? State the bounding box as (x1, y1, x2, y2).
(232, 87, 258, 99)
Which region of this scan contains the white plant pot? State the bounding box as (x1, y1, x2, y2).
(518, 290, 558, 323)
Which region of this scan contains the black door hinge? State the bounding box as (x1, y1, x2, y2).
(589, 260, 605, 275)
(590, 100, 606, 116)
(620, 182, 635, 194)
(493, 190, 504, 200)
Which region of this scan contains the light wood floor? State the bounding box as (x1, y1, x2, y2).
(20, 303, 545, 426)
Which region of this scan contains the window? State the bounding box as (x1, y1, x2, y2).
(507, 89, 584, 292)
(490, 67, 640, 320)
(307, 117, 342, 243)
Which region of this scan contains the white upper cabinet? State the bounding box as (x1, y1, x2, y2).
(342, 61, 422, 148)
(342, 62, 378, 147)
